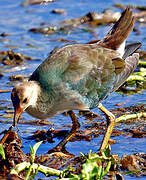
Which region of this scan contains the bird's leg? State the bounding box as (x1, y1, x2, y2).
(98, 103, 116, 153)
(57, 110, 80, 148)
(49, 110, 80, 153)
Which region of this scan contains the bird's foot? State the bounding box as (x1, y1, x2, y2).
(47, 146, 74, 157)
(48, 146, 62, 153)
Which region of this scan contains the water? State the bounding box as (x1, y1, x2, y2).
(0, 0, 145, 179)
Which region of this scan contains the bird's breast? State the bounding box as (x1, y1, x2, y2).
(25, 105, 53, 119)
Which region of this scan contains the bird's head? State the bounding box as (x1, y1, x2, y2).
(11, 81, 40, 126)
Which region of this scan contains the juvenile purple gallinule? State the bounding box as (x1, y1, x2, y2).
(11, 8, 141, 153)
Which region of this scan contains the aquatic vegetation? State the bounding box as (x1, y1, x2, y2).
(0, 0, 145, 179)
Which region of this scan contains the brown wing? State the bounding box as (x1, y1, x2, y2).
(111, 53, 139, 92)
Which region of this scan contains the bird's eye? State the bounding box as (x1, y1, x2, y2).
(22, 98, 27, 103)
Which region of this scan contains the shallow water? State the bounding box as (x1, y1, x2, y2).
(0, 0, 145, 179)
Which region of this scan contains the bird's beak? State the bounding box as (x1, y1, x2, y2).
(13, 103, 23, 127)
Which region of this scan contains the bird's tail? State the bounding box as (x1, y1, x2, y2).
(122, 42, 141, 59)
(98, 8, 135, 51)
(111, 53, 139, 92)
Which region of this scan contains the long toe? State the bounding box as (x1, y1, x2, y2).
(47, 146, 74, 157)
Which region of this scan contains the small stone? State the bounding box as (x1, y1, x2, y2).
(51, 9, 66, 14)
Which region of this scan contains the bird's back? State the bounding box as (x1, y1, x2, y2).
(29, 44, 124, 110)
(29, 8, 140, 113)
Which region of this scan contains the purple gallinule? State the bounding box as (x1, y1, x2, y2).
(11, 8, 141, 153)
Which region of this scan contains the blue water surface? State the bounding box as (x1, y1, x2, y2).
(0, 0, 145, 179)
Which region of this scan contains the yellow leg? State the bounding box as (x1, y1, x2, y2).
(98, 103, 116, 153)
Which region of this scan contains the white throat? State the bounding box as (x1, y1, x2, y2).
(28, 81, 40, 106)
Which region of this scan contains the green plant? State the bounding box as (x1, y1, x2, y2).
(59, 146, 113, 180)
(25, 141, 42, 180)
(80, 149, 112, 180)
(0, 144, 5, 160)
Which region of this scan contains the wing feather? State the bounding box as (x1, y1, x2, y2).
(111, 53, 139, 92)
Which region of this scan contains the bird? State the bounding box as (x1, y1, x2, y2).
(11, 8, 141, 153)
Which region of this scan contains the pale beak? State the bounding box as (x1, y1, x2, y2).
(13, 103, 23, 127)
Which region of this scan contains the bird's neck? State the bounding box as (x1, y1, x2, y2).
(28, 81, 41, 106)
